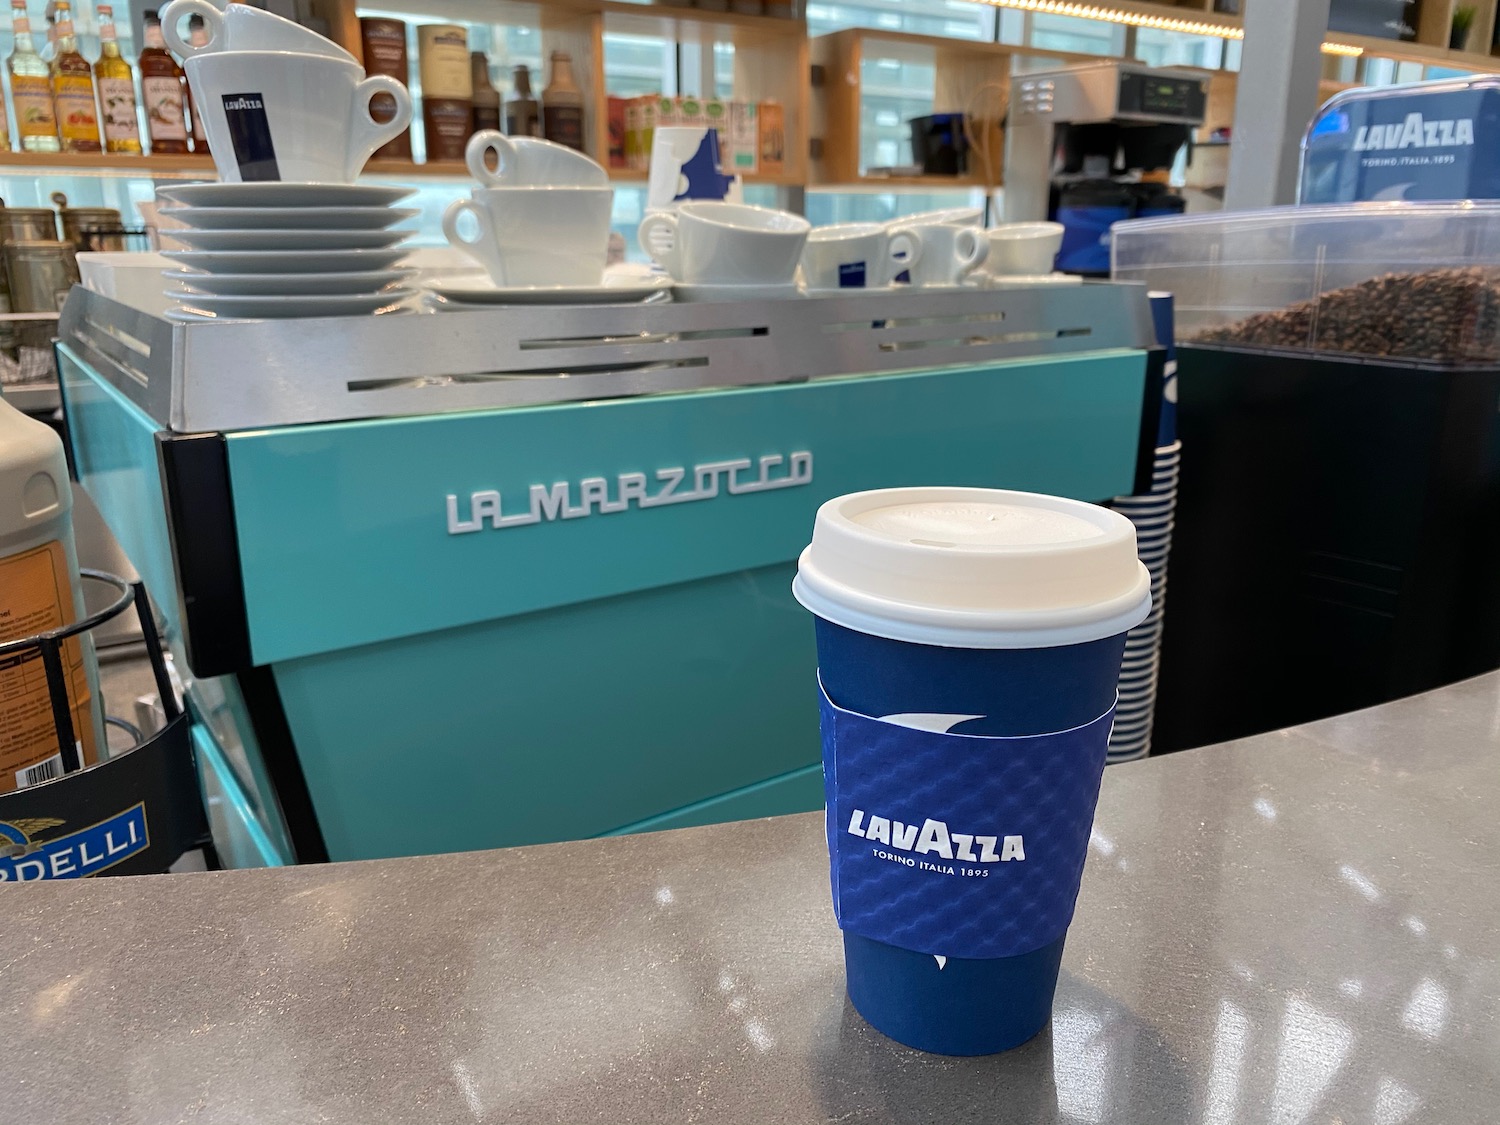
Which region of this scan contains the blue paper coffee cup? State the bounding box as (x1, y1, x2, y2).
(793, 487, 1150, 1056)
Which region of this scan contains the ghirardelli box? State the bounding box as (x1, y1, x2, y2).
(360, 17, 411, 160)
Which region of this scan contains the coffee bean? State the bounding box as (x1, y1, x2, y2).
(1195, 267, 1500, 364)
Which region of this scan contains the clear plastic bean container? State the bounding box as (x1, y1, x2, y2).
(1110, 201, 1500, 367)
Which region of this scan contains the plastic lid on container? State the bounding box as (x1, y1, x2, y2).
(792, 487, 1151, 649)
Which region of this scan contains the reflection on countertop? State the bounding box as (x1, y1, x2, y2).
(2, 671, 1498, 1124)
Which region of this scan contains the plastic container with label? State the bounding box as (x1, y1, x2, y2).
(0, 398, 106, 793)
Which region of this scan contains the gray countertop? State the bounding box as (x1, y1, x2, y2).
(2, 673, 1498, 1124)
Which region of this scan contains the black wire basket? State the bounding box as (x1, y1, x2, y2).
(0, 570, 215, 879)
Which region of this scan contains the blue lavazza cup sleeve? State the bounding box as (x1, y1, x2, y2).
(792, 487, 1151, 1056)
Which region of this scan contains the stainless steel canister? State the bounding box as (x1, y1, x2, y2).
(51, 194, 126, 252)
(4, 240, 80, 312)
(0, 206, 59, 244)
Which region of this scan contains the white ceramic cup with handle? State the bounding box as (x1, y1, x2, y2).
(160, 0, 355, 61)
(637, 201, 810, 285)
(800, 221, 922, 291)
(903, 222, 989, 287)
(465, 129, 609, 187)
(443, 187, 615, 287)
(985, 221, 1066, 277)
(184, 51, 411, 184)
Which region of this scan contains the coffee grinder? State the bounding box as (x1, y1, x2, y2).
(1003, 61, 1206, 274)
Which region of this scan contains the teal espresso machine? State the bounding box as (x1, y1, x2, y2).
(57, 284, 1160, 865)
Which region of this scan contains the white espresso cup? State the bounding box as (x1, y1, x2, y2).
(985, 221, 1065, 278)
(160, 0, 354, 61)
(800, 221, 922, 291)
(443, 186, 615, 287)
(465, 130, 608, 188)
(184, 51, 412, 184)
(637, 201, 810, 285)
(903, 222, 989, 287)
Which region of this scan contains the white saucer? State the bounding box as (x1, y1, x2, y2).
(166, 289, 415, 320)
(160, 205, 419, 231)
(426, 276, 674, 306)
(162, 247, 411, 275)
(156, 182, 415, 209)
(165, 267, 416, 297)
(672, 281, 803, 303)
(168, 228, 411, 252)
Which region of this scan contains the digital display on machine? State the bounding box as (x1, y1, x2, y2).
(1118, 72, 1207, 121)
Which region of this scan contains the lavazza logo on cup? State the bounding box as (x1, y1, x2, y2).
(220, 91, 279, 181)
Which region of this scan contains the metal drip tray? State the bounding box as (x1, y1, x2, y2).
(58, 282, 1155, 433)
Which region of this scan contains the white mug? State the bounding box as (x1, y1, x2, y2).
(185, 51, 411, 184)
(637, 201, 809, 285)
(903, 223, 989, 287)
(800, 221, 921, 291)
(443, 187, 614, 287)
(894, 207, 982, 229)
(160, 0, 354, 61)
(465, 130, 608, 188)
(985, 221, 1065, 278)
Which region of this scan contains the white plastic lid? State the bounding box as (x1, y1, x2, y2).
(792, 487, 1151, 649)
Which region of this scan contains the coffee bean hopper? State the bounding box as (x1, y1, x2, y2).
(57, 285, 1163, 864)
(1113, 200, 1500, 753)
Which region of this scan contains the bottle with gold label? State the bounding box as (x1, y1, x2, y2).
(93, 4, 140, 154)
(139, 8, 187, 154)
(0, 397, 105, 795)
(7, 0, 59, 153)
(48, 0, 101, 152)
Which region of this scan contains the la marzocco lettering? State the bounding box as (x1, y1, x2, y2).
(1352, 113, 1475, 151)
(446, 451, 813, 535)
(848, 808, 1026, 876)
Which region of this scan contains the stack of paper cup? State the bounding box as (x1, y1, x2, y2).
(1107, 291, 1182, 763)
(794, 487, 1150, 1055)
(1107, 442, 1180, 762)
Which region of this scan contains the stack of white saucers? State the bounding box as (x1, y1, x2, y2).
(155, 182, 420, 321)
(1106, 439, 1182, 764)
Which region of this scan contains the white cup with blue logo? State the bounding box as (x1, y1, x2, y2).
(793, 487, 1150, 1055)
(800, 222, 922, 292)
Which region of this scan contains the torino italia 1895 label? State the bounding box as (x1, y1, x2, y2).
(446, 451, 813, 534)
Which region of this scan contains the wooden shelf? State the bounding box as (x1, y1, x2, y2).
(845, 174, 984, 189)
(0, 151, 214, 176)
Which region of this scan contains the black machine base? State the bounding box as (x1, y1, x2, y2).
(1155, 345, 1500, 753)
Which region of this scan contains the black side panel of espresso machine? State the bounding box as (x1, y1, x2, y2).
(1153, 345, 1500, 753)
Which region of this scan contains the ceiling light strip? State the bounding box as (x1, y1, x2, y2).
(976, 0, 1363, 56)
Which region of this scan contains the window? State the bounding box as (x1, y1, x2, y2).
(1028, 13, 1124, 56)
(807, 0, 996, 40)
(1134, 28, 1226, 68)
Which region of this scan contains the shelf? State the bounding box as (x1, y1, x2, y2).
(0, 312, 62, 322)
(605, 166, 806, 185)
(845, 174, 984, 189)
(0, 152, 215, 178)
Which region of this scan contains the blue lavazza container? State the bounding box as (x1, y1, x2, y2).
(794, 487, 1151, 1055)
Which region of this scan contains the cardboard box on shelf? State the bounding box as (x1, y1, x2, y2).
(759, 99, 785, 177)
(625, 96, 644, 169)
(678, 94, 706, 129)
(727, 100, 758, 174)
(607, 96, 628, 169)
